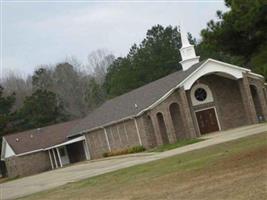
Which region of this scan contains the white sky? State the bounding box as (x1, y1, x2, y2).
(1, 0, 227, 78)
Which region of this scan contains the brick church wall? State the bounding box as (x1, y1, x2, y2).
(5, 151, 51, 178)
(147, 90, 195, 144)
(84, 119, 143, 159)
(247, 76, 267, 121)
(187, 75, 248, 131)
(85, 129, 109, 159)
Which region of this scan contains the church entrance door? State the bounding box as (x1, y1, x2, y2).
(196, 108, 220, 134)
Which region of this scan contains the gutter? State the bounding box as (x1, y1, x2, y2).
(7, 136, 86, 158)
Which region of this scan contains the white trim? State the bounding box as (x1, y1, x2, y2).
(190, 83, 214, 106)
(56, 148, 63, 168)
(48, 150, 54, 169)
(104, 128, 111, 152)
(83, 140, 91, 160)
(52, 149, 58, 168)
(136, 58, 251, 116)
(16, 149, 44, 157)
(207, 59, 250, 72)
(194, 106, 221, 135)
(134, 118, 142, 146)
(14, 136, 86, 157)
(248, 72, 264, 79)
(45, 136, 86, 150)
(1, 138, 15, 160)
(182, 59, 247, 90)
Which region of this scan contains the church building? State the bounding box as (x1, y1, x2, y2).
(2, 28, 267, 178)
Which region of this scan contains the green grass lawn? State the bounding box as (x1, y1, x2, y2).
(148, 138, 204, 152)
(19, 132, 267, 200)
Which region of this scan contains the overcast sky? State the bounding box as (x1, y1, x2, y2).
(1, 0, 227, 78)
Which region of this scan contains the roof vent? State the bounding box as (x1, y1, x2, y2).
(134, 104, 138, 109)
(30, 134, 33, 138)
(16, 138, 19, 142)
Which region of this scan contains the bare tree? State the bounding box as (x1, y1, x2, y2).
(2, 73, 32, 110)
(87, 49, 115, 84)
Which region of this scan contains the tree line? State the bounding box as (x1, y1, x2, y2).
(1, 0, 266, 136)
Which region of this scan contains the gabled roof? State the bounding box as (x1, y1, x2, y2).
(4, 120, 79, 155)
(69, 60, 206, 136)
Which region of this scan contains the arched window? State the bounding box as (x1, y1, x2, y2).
(169, 103, 185, 139)
(145, 115, 157, 147)
(250, 85, 264, 121)
(190, 83, 214, 106)
(156, 113, 169, 144)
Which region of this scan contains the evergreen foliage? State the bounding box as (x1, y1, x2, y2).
(104, 25, 182, 97)
(199, 0, 267, 80)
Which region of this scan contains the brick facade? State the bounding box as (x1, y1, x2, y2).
(4, 72, 267, 178)
(84, 74, 266, 160)
(247, 76, 267, 121)
(5, 151, 51, 178)
(188, 74, 249, 131)
(84, 119, 142, 159)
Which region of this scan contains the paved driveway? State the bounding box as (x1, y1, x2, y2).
(1, 123, 267, 200)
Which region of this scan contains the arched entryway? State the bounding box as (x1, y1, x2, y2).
(145, 115, 157, 147)
(250, 85, 264, 122)
(156, 113, 169, 144)
(169, 103, 185, 139)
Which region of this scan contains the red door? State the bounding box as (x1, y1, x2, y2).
(196, 108, 220, 134)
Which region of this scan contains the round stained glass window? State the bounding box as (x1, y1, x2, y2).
(194, 88, 207, 101)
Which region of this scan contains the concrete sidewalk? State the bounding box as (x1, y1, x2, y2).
(1, 123, 266, 200)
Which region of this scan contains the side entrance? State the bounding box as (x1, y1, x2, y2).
(195, 108, 220, 134)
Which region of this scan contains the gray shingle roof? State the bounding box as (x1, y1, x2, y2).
(69, 61, 205, 136)
(4, 120, 79, 154)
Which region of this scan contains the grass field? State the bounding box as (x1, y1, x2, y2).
(148, 138, 204, 152)
(20, 132, 267, 200)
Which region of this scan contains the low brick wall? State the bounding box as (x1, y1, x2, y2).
(85, 119, 145, 159)
(5, 151, 51, 178)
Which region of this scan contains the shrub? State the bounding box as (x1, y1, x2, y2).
(128, 146, 146, 154)
(102, 145, 146, 158)
(102, 152, 109, 157)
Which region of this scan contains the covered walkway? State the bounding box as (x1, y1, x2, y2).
(46, 136, 90, 169)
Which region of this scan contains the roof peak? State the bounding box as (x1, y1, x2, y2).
(179, 24, 191, 48)
(179, 24, 200, 71)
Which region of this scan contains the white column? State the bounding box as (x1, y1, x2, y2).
(104, 128, 111, 152)
(83, 140, 91, 160)
(48, 150, 54, 169)
(56, 148, 63, 167)
(134, 118, 142, 146)
(52, 148, 58, 168)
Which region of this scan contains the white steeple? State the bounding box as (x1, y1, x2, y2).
(179, 24, 200, 71)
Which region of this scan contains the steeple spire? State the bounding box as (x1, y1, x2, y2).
(180, 25, 190, 48)
(179, 24, 200, 71)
